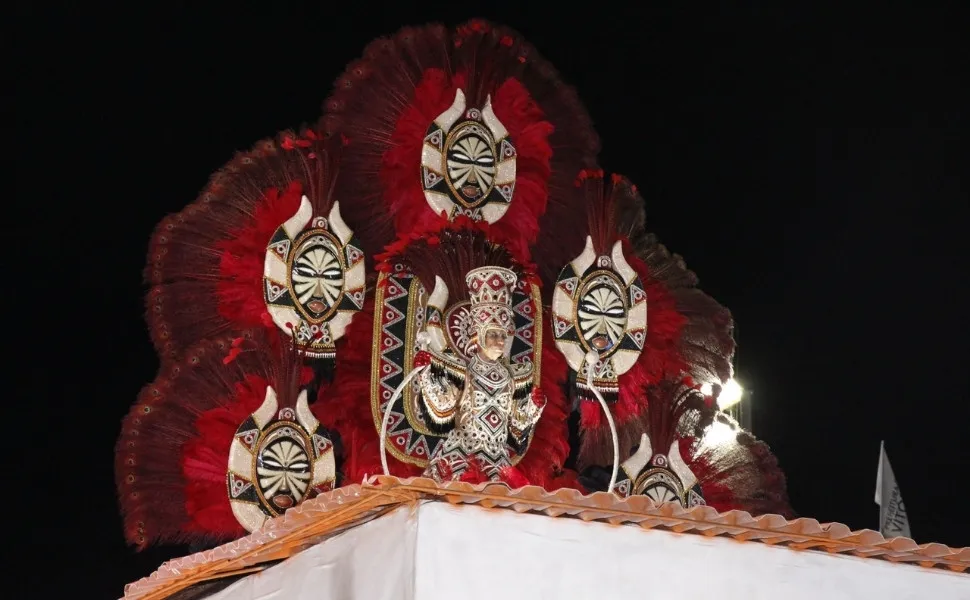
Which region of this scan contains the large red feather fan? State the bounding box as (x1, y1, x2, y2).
(582, 378, 792, 517)
(115, 329, 313, 550)
(547, 171, 736, 468)
(319, 19, 599, 262)
(145, 130, 381, 361)
(659, 379, 793, 517)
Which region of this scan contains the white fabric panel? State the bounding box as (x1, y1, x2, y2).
(203, 502, 968, 600)
(204, 506, 416, 600)
(414, 503, 969, 600)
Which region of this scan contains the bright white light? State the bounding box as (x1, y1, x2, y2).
(703, 419, 737, 447)
(699, 379, 744, 410)
(718, 379, 744, 410)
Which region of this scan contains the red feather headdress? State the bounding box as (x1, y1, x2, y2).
(319, 19, 599, 262)
(115, 329, 315, 549)
(582, 378, 793, 517)
(547, 171, 736, 468)
(119, 18, 788, 548)
(647, 379, 793, 517)
(145, 130, 378, 361)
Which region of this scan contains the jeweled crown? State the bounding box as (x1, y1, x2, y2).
(466, 267, 517, 334)
(466, 267, 516, 305)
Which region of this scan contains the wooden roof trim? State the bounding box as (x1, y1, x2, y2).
(124, 477, 970, 599)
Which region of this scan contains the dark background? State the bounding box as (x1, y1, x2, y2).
(17, 3, 966, 598)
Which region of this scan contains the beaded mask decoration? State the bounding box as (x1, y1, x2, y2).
(263, 197, 366, 358)
(227, 386, 335, 532)
(614, 433, 705, 508)
(552, 236, 647, 399)
(420, 90, 517, 223)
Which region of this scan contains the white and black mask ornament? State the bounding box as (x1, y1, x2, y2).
(226, 386, 336, 532)
(613, 433, 705, 507)
(420, 89, 517, 224)
(552, 236, 647, 397)
(263, 197, 366, 358)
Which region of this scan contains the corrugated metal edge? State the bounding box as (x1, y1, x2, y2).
(123, 476, 970, 599)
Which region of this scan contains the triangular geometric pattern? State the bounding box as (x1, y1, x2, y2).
(269, 239, 290, 261)
(373, 272, 445, 467)
(425, 128, 443, 150)
(423, 167, 443, 188)
(558, 276, 578, 296)
(228, 473, 253, 498)
(235, 429, 259, 451)
(629, 284, 647, 304)
(265, 280, 287, 303)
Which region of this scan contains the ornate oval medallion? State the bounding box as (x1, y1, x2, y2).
(633, 469, 684, 503)
(263, 197, 366, 358)
(615, 433, 706, 509)
(552, 237, 648, 396)
(255, 423, 313, 513)
(445, 122, 497, 207)
(576, 273, 628, 357)
(420, 89, 517, 223)
(227, 387, 336, 532)
(290, 231, 345, 321)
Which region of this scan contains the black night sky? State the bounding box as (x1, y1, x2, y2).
(19, 3, 967, 598)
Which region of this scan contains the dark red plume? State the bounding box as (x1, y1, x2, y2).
(115, 329, 312, 550)
(380, 225, 529, 300)
(638, 379, 793, 517)
(145, 131, 379, 361)
(320, 19, 598, 262)
(544, 172, 731, 468)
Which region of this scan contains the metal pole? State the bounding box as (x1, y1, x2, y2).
(740, 389, 752, 432)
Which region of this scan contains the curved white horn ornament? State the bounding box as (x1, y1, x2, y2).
(295, 390, 318, 432)
(327, 201, 353, 245)
(667, 439, 699, 491)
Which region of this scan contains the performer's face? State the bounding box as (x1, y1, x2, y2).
(479, 327, 508, 360)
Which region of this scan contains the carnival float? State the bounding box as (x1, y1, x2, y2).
(116, 19, 969, 600)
